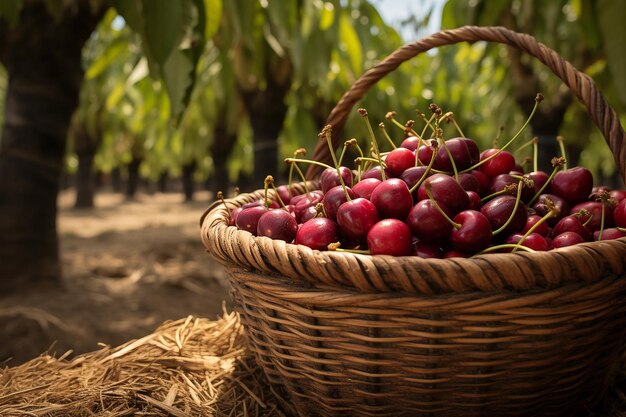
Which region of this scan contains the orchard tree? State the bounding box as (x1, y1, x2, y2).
(0, 0, 221, 292)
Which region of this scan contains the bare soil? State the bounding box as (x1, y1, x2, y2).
(0, 190, 230, 365)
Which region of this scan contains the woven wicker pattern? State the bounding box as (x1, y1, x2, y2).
(201, 25, 626, 417)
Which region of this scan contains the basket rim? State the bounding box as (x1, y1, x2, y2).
(201, 183, 626, 296)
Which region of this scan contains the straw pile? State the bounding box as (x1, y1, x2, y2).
(1, 308, 625, 417)
(0, 309, 286, 417)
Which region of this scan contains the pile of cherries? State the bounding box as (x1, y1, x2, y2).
(223, 99, 626, 258)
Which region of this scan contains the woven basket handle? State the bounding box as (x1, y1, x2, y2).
(306, 25, 626, 185)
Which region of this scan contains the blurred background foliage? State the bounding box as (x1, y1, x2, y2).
(1, 0, 625, 204)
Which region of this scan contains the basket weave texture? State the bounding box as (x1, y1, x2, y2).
(201, 26, 626, 417)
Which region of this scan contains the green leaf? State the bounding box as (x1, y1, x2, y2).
(319, 2, 334, 31)
(0, 0, 23, 25)
(162, 49, 195, 122)
(85, 39, 127, 80)
(142, 0, 192, 66)
(110, 0, 142, 32)
(339, 12, 362, 76)
(203, 0, 222, 39)
(598, 0, 626, 107)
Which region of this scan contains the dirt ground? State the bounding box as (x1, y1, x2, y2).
(0, 190, 231, 365)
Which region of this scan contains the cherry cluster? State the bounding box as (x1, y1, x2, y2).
(224, 98, 626, 258)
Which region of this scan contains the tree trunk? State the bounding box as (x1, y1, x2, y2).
(125, 156, 142, 199)
(158, 171, 169, 193)
(182, 161, 197, 202)
(74, 151, 96, 208)
(0, 1, 105, 291)
(111, 167, 122, 193)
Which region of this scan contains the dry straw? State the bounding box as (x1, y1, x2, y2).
(0, 310, 287, 417)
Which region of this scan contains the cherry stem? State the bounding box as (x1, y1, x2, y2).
(493, 126, 504, 148)
(533, 138, 539, 173)
(476, 244, 536, 255)
(234, 187, 241, 196)
(338, 141, 349, 167)
(420, 112, 437, 139)
(512, 205, 557, 253)
(263, 176, 273, 209)
(217, 191, 231, 218)
(328, 242, 370, 255)
(324, 126, 351, 201)
(514, 136, 538, 154)
(359, 108, 386, 181)
(556, 136, 568, 170)
(438, 129, 460, 183)
(481, 184, 517, 203)
(347, 139, 364, 181)
(288, 160, 310, 194)
(356, 156, 387, 166)
(378, 122, 397, 149)
(409, 143, 438, 194)
(288, 148, 306, 194)
(269, 181, 288, 210)
(462, 93, 542, 174)
(285, 158, 333, 171)
(424, 183, 461, 229)
(596, 191, 613, 241)
(528, 158, 565, 206)
(315, 203, 325, 217)
(493, 180, 525, 235)
(617, 227, 626, 233)
(438, 112, 465, 138)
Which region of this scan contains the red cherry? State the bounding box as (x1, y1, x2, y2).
(257, 209, 298, 241)
(367, 219, 413, 256)
(295, 218, 339, 250)
(229, 207, 242, 227)
(399, 136, 420, 151)
(361, 166, 390, 181)
(370, 179, 413, 220)
(594, 228, 626, 241)
(458, 173, 480, 193)
(522, 215, 551, 236)
(276, 185, 297, 205)
(417, 144, 434, 166)
(293, 191, 324, 222)
(450, 210, 492, 253)
(551, 167, 593, 205)
(468, 169, 490, 196)
(467, 191, 481, 211)
(533, 194, 570, 226)
(336, 198, 380, 242)
(609, 190, 626, 203)
(444, 250, 470, 258)
(236, 206, 269, 235)
(488, 174, 534, 203)
(352, 178, 381, 200)
(434, 138, 474, 171)
(479, 149, 516, 178)
(551, 215, 592, 241)
(505, 232, 550, 251)
(385, 148, 415, 177)
(527, 171, 550, 193)
(400, 166, 430, 192)
(552, 231, 585, 248)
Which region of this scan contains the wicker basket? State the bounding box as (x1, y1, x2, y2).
(201, 26, 626, 417)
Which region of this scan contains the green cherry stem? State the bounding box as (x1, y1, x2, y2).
(287, 160, 310, 194)
(323, 125, 351, 201)
(492, 179, 526, 235)
(359, 108, 386, 181)
(439, 112, 466, 138)
(328, 242, 370, 255)
(556, 136, 568, 170)
(528, 157, 566, 206)
(476, 244, 536, 255)
(263, 176, 273, 209)
(512, 202, 559, 253)
(424, 182, 461, 230)
(438, 128, 460, 183)
(409, 142, 438, 194)
(378, 122, 397, 149)
(217, 191, 232, 218)
(285, 158, 333, 171)
(481, 184, 517, 204)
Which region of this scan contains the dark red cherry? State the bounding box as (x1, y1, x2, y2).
(533, 194, 570, 225)
(488, 174, 534, 202)
(450, 210, 492, 253)
(469, 169, 490, 196)
(322, 186, 356, 221)
(609, 190, 626, 203)
(336, 198, 380, 242)
(242, 199, 279, 210)
(458, 172, 480, 193)
(412, 241, 443, 258)
(295, 218, 339, 250)
(385, 148, 416, 177)
(570, 201, 614, 231)
(320, 167, 353, 194)
(407, 199, 453, 243)
(291, 190, 323, 206)
(236, 206, 269, 235)
(276, 185, 297, 205)
(551, 167, 593, 206)
(417, 174, 470, 214)
(434, 138, 474, 171)
(352, 178, 381, 200)
(480, 195, 528, 235)
(467, 191, 481, 211)
(229, 207, 242, 227)
(613, 199, 626, 228)
(361, 166, 390, 181)
(527, 171, 550, 193)
(257, 209, 298, 242)
(444, 250, 470, 258)
(417, 144, 434, 166)
(400, 166, 430, 191)
(370, 179, 413, 219)
(461, 138, 480, 165)
(367, 219, 412, 256)
(293, 191, 324, 222)
(300, 205, 318, 223)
